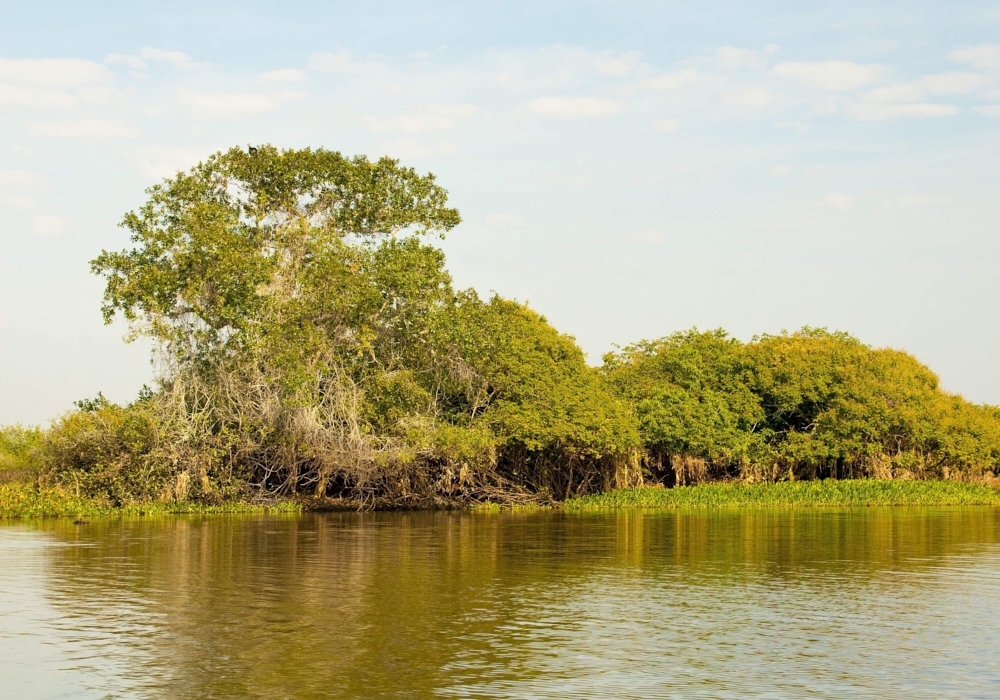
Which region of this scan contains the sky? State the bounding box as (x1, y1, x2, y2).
(2, 0, 1000, 424)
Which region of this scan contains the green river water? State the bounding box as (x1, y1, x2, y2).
(2, 508, 999, 698)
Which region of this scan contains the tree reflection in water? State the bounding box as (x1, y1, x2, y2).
(2, 508, 999, 699)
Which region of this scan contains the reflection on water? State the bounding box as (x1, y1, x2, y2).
(2, 508, 1000, 699)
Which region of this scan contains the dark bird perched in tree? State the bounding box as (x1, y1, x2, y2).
(248, 145, 258, 156)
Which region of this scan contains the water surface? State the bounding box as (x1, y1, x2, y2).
(2, 508, 999, 698)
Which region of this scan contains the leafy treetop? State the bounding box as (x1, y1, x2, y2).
(91, 145, 461, 355)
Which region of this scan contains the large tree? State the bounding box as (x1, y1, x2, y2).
(93, 145, 460, 358)
(73, 145, 639, 504)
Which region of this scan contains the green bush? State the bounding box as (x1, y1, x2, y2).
(0, 425, 43, 473)
(40, 399, 170, 505)
(604, 328, 1000, 483)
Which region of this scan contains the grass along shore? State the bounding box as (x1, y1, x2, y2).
(1, 479, 999, 519)
(565, 479, 1000, 510)
(0, 484, 301, 519)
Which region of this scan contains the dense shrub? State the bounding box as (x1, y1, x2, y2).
(0, 425, 43, 481)
(604, 328, 1000, 484)
(55, 145, 637, 505)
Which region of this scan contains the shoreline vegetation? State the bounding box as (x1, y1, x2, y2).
(5, 144, 1000, 515)
(564, 480, 1000, 510)
(1, 480, 999, 519)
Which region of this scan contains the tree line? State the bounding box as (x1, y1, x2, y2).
(18, 145, 1000, 506)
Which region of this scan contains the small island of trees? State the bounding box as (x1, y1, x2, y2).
(3, 144, 1000, 512)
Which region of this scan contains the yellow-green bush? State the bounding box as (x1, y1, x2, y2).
(0, 425, 43, 481)
(604, 328, 1000, 484)
(39, 399, 171, 504)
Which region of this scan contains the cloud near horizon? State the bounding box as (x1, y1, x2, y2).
(523, 96, 624, 119)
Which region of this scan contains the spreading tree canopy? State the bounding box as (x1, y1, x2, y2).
(72, 145, 639, 504)
(604, 328, 1000, 482)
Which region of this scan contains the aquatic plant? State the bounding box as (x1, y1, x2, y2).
(0, 483, 300, 519)
(566, 479, 1000, 510)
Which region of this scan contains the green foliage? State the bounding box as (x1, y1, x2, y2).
(566, 480, 1000, 509)
(77, 144, 636, 504)
(64, 144, 1000, 505)
(0, 424, 43, 472)
(40, 400, 170, 505)
(604, 329, 763, 467)
(451, 296, 637, 457)
(605, 328, 1000, 482)
(0, 483, 300, 519)
(92, 145, 460, 358)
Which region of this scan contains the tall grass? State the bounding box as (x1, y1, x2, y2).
(564, 479, 1000, 510)
(0, 484, 301, 519)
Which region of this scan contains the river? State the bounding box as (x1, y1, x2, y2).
(2, 508, 999, 698)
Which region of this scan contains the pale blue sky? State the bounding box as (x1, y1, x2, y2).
(3, 1, 1000, 424)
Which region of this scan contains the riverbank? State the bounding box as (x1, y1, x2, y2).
(564, 479, 1000, 510)
(3, 480, 1000, 519)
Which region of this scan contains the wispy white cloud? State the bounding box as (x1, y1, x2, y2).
(367, 103, 478, 134)
(0, 58, 110, 87)
(897, 192, 952, 208)
(523, 96, 624, 119)
(976, 105, 1000, 115)
(0, 84, 75, 109)
(849, 102, 958, 120)
(105, 53, 146, 70)
(652, 118, 680, 132)
(28, 119, 139, 138)
(483, 212, 525, 228)
(643, 68, 703, 91)
(105, 48, 197, 73)
(140, 47, 194, 67)
(920, 72, 988, 94)
(176, 88, 305, 116)
(0, 58, 120, 110)
(377, 138, 458, 159)
(0, 170, 45, 208)
(865, 73, 988, 105)
(517, 169, 597, 187)
(682, 44, 778, 71)
(819, 192, 854, 210)
(773, 61, 885, 90)
(132, 146, 208, 178)
(308, 50, 382, 73)
(864, 83, 925, 104)
(497, 47, 648, 88)
(626, 228, 665, 244)
(949, 44, 1000, 69)
(773, 120, 812, 132)
(869, 38, 903, 52)
(768, 164, 791, 176)
(31, 215, 67, 237)
(715, 46, 768, 69)
(724, 88, 780, 109)
(596, 50, 643, 76)
(258, 69, 308, 83)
